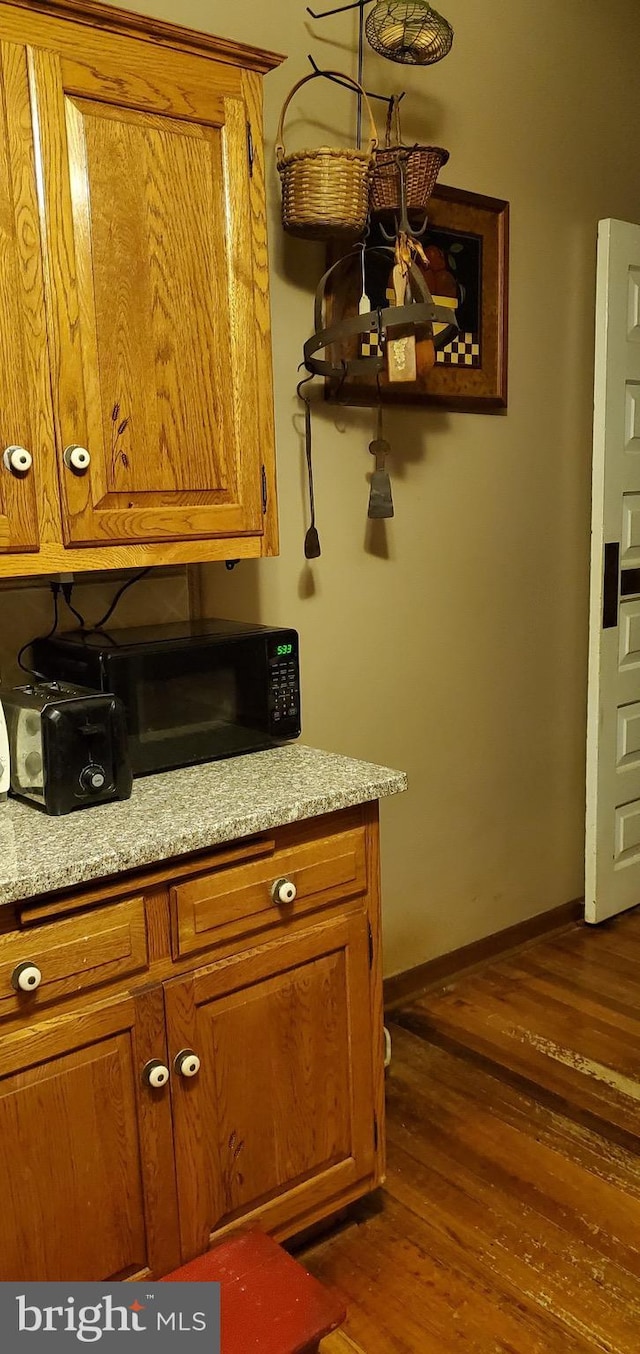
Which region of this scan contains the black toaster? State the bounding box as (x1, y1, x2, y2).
(0, 681, 132, 816)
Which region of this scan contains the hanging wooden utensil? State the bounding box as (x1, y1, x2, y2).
(368, 405, 394, 518)
(359, 243, 381, 360)
(387, 248, 417, 382)
(359, 243, 371, 323)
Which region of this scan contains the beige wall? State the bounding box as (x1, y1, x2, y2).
(3, 0, 640, 974)
(212, 0, 640, 975)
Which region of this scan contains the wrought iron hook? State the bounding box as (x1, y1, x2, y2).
(306, 0, 368, 18)
(379, 155, 429, 242)
(305, 54, 404, 105)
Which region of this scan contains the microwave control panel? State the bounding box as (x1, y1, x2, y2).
(268, 636, 300, 733)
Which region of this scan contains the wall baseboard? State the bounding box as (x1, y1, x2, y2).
(383, 898, 584, 1011)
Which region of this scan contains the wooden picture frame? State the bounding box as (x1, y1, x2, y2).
(325, 185, 509, 413)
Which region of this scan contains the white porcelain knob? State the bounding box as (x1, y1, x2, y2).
(3, 446, 32, 476)
(11, 961, 42, 993)
(142, 1059, 170, 1089)
(174, 1049, 201, 1078)
(272, 877, 297, 905)
(64, 445, 91, 474)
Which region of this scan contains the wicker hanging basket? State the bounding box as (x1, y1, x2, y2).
(275, 71, 378, 240)
(365, 0, 454, 66)
(370, 95, 448, 215)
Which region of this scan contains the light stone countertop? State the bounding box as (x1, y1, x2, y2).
(0, 745, 407, 908)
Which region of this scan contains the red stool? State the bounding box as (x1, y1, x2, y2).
(161, 1230, 346, 1354)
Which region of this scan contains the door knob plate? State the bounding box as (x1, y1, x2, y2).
(272, 877, 297, 906)
(64, 445, 91, 475)
(11, 961, 42, 993)
(142, 1059, 170, 1089)
(3, 446, 32, 477)
(174, 1049, 201, 1078)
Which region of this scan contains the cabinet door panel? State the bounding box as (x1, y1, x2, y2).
(68, 99, 232, 498)
(165, 915, 376, 1259)
(0, 41, 51, 552)
(0, 989, 180, 1281)
(30, 42, 263, 546)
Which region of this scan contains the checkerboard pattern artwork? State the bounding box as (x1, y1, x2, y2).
(436, 332, 480, 367)
(360, 331, 384, 359)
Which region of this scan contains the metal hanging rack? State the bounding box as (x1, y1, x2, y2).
(305, 0, 405, 150)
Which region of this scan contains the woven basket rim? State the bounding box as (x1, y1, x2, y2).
(374, 143, 449, 160)
(278, 146, 375, 167)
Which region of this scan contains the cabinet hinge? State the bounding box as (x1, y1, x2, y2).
(373, 1113, 379, 1152)
(247, 120, 255, 177)
(368, 918, 374, 969)
(261, 464, 268, 515)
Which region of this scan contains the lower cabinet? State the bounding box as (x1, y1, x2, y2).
(0, 987, 179, 1282)
(0, 805, 384, 1280)
(165, 913, 376, 1258)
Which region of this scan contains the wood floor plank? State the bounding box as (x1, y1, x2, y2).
(549, 923, 640, 975)
(401, 974, 640, 1139)
(386, 1024, 640, 1281)
(385, 1135, 640, 1354)
(304, 903, 640, 1352)
(388, 1022, 640, 1202)
(424, 964, 640, 1071)
(513, 941, 640, 1018)
(493, 954, 640, 1041)
(582, 913, 640, 951)
(320, 1332, 366, 1354)
(307, 1194, 596, 1354)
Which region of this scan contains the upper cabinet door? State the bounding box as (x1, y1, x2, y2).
(29, 37, 265, 547)
(0, 41, 51, 553)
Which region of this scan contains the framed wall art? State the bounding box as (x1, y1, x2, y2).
(325, 185, 509, 413)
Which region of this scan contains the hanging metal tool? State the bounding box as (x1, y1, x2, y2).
(379, 152, 428, 242)
(297, 375, 321, 559)
(368, 402, 394, 518)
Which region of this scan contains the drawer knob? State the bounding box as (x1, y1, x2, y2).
(64, 445, 91, 475)
(11, 961, 42, 993)
(272, 877, 297, 906)
(174, 1049, 201, 1079)
(3, 445, 32, 477)
(142, 1059, 170, 1089)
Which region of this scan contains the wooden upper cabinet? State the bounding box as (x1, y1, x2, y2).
(0, 41, 52, 553)
(0, 0, 281, 573)
(32, 40, 264, 547)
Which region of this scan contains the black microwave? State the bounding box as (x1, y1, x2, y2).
(33, 619, 301, 777)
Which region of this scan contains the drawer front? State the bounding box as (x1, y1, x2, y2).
(0, 898, 148, 1015)
(171, 827, 367, 958)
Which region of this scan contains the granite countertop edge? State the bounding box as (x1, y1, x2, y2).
(0, 746, 408, 909)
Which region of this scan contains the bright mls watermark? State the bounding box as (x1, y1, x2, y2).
(1, 1284, 219, 1350)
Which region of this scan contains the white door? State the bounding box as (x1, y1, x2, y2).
(586, 219, 640, 922)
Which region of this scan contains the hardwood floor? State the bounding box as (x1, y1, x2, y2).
(303, 907, 640, 1352)
(320, 1334, 366, 1353)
